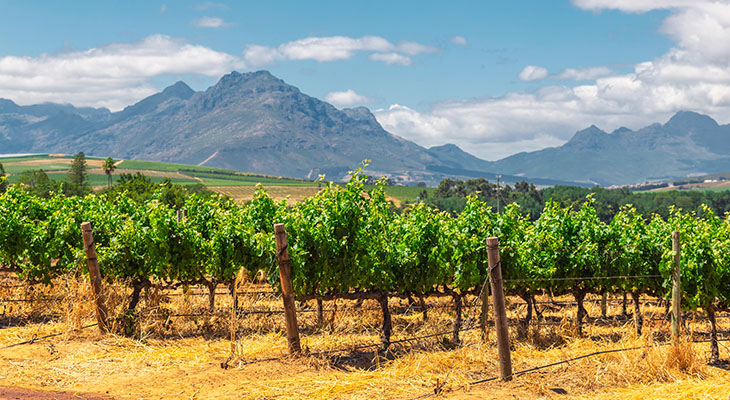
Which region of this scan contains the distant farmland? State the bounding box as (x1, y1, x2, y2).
(0, 154, 429, 204)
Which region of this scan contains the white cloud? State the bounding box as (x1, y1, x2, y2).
(0, 35, 242, 110)
(571, 0, 701, 13)
(193, 16, 230, 28)
(376, 1, 730, 161)
(450, 35, 467, 46)
(396, 41, 439, 55)
(518, 65, 549, 81)
(369, 52, 411, 66)
(325, 89, 371, 107)
(556, 66, 613, 80)
(243, 35, 437, 67)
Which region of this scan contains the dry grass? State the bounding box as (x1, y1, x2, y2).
(0, 274, 728, 399)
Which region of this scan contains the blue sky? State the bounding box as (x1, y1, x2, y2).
(0, 1, 727, 160)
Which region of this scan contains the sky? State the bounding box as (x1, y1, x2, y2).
(2, 1, 729, 160)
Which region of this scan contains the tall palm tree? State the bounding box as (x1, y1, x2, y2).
(102, 157, 117, 189)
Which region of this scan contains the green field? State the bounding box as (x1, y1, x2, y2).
(363, 184, 433, 202)
(116, 159, 237, 174)
(0, 155, 435, 203)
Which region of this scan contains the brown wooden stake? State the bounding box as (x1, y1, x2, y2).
(600, 292, 607, 319)
(671, 230, 681, 338)
(487, 237, 512, 381)
(274, 224, 301, 354)
(80, 222, 108, 334)
(176, 210, 182, 223)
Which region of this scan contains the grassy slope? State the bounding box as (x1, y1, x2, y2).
(0, 155, 430, 202)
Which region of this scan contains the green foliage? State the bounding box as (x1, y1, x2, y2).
(102, 157, 117, 189)
(427, 178, 730, 221)
(68, 152, 89, 188)
(0, 163, 7, 193)
(3, 172, 730, 317)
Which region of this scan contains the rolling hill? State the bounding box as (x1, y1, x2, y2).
(0, 71, 583, 187)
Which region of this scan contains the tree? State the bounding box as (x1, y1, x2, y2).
(19, 170, 61, 198)
(0, 163, 7, 193)
(68, 152, 88, 187)
(102, 157, 117, 189)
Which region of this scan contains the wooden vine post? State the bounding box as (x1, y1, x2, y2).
(80, 222, 108, 334)
(274, 223, 301, 354)
(671, 230, 681, 338)
(487, 237, 512, 381)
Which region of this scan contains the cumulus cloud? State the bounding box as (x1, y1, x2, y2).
(518, 65, 549, 81)
(556, 66, 613, 80)
(325, 89, 372, 107)
(571, 0, 700, 13)
(193, 16, 230, 28)
(0, 35, 242, 110)
(243, 35, 437, 67)
(369, 52, 412, 66)
(376, 1, 730, 161)
(450, 35, 467, 46)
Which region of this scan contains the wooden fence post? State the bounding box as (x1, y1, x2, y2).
(487, 237, 512, 381)
(274, 224, 301, 354)
(671, 231, 681, 338)
(80, 222, 108, 334)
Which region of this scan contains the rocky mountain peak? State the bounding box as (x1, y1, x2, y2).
(664, 110, 718, 131)
(161, 81, 195, 99)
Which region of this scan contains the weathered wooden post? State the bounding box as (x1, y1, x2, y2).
(80, 222, 108, 334)
(274, 223, 301, 354)
(487, 237, 512, 381)
(671, 231, 681, 338)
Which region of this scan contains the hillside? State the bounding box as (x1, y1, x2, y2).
(0, 71, 582, 187)
(492, 111, 730, 186)
(8, 71, 728, 187)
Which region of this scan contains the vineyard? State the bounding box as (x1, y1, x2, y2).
(1, 169, 730, 398)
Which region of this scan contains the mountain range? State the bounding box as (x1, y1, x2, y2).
(1, 70, 729, 186)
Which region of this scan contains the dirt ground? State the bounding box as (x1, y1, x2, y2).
(1, 279, 729, 400)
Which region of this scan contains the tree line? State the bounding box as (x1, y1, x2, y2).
(423, 177, 730, 221)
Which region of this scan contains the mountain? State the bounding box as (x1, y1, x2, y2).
(13, 70, 725, 187)
(2, 70, 577, 186)
(491, 111, 730, 185)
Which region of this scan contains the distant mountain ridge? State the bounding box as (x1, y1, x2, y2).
(3, 70, 728, 186)
(490, 111, 730, 185)
(0, 70, 582, 186)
